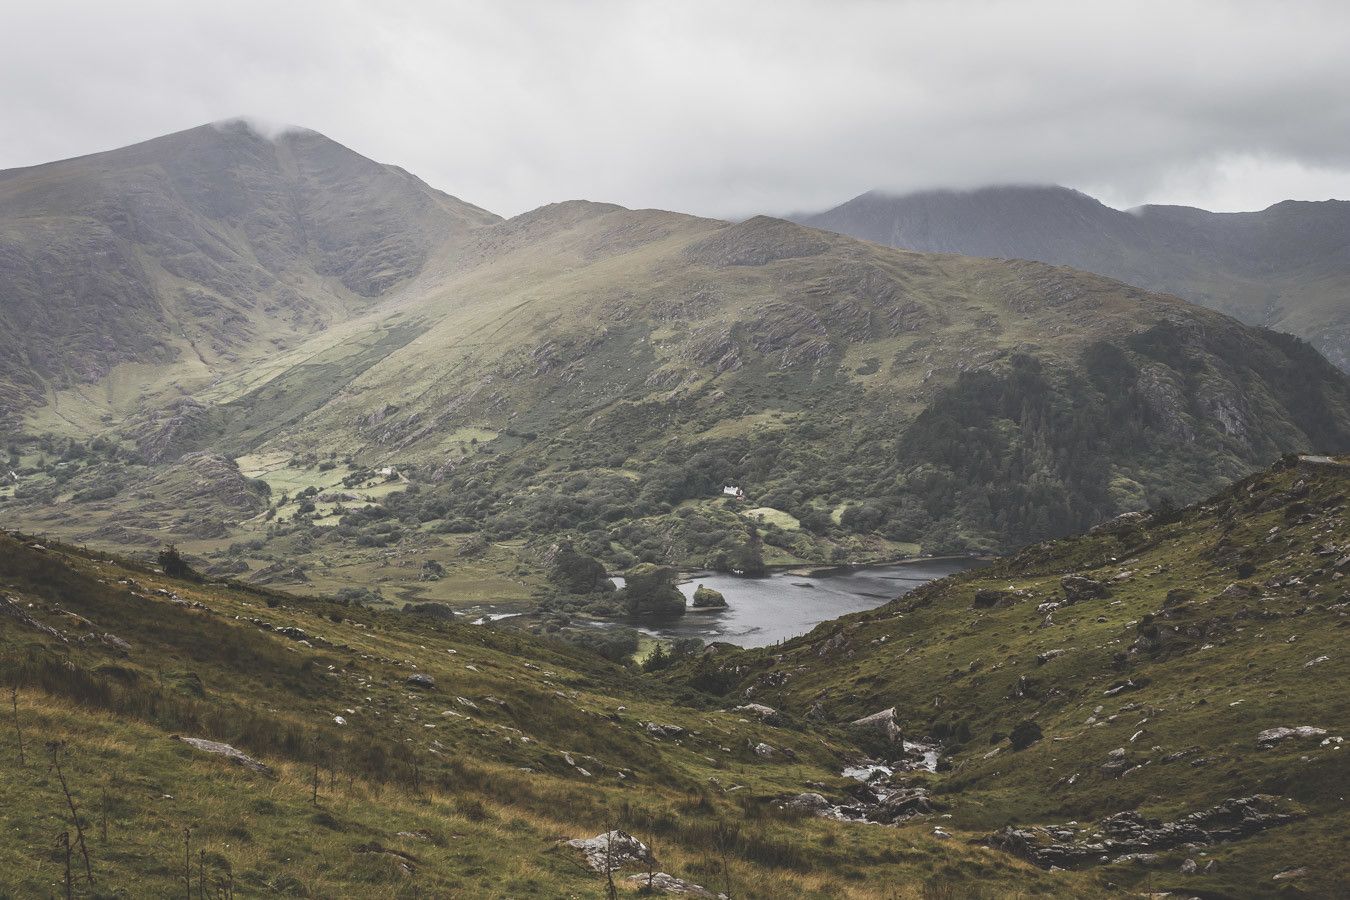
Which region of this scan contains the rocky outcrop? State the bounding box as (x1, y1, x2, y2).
(972, 588, 1024, 609)
(171, 736, 274, 776)
(731, 703, 780, 724)
(1060, 575, 1109, 603)
(849, 707, 902, 743)
(0, 594, 69, 642)
(406, 673, 436, 690)
(566, 830, 654, 873)
(625, 872, 725, 898)
(980, 795, 1298, 869)
(133, 397, 212, 464)
(1256, 726, 1328, 746)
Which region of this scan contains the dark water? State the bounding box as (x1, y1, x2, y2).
(631, 559, 977, 648)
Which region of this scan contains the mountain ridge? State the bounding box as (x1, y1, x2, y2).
(795, 184, 1350, 370)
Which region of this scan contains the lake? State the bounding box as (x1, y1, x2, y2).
(630, 559, 978, 648)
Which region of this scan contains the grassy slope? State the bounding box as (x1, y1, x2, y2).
(666, 455, 1350, 898)
(0, 533, 1088, 897)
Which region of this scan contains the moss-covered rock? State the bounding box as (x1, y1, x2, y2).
(691, 585, 727, 608)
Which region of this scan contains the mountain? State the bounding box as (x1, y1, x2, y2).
(664, 453, 1350, 896)
(3, 128, 1350, 604)
(3, 455, 1345, 896)
(0, 119, 499, 426)
(795, 185, 1350, 371)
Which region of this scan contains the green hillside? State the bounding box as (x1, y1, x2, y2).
(3, 456, 1346, 896)
(0, 530, 1085, 898)
(663, 453, 1350, 897)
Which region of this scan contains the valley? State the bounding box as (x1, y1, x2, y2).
(1, 121, 1348, 898)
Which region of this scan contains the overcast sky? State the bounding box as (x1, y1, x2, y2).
(3, 1, 1349, 218)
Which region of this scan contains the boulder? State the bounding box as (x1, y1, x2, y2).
(972, 588, 1020, 609)
(1061, 575, 1109, 603)
(624, 872, 725, 898)
(406, 673, 436, 690)
(566, 830, 654, 873)
(171, 736, 274, 776)
(645, 722, 685, 739)
(1088, 510, 1150, 535)
(752, 741, 778, 759)
(1256, 726, 1327, 746)
(731, 703, 779, 724)
(779, 792, 831, 814)
(848, 707, 902, 743)
(691, 585, 728, 608)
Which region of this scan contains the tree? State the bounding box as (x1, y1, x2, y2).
(158, 545, 199, 582)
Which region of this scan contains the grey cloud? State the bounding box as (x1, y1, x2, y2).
(2, 0, 1348, 217)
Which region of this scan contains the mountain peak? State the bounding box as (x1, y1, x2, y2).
(208, 115, 315, 141)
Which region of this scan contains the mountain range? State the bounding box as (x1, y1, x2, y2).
(2, 124, 1349, 604)
(795, 185, 1350, 371)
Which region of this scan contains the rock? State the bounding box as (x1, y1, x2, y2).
(624, 872, 725, 898)
(780, 792, 831, 814)
(972, 588, 1021, 609)
(275, 626, 310, 642)
(1036, 649, 1066, 666)
(1219, 582, 1259, 600)
(1103, 678, 1148, 697)
(752, 741, 777, 759)
(873, 786, 939, 822)
(1180, 858, 1197, 874)
(566, 830, 654, 873)
(1273, 867, 1309, 880)
(97, 632, 132, 655)
(731, 703, 780, 723)
(0, 594, 69, 642)
(1061, 575, 1109, 603)
(645, 722, 685, 739)
(1088, 510, 1150, 535)
(848, 706, 902, 743)
(1256, 725, 1327, 746)
(691, 585, 728, 608)
(171, 736, 274, 776)
(1100, 748, 1132, 777)
(406, 673, 436, 690)
(981, 795, 1298, 869)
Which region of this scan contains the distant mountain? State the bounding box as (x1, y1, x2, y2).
(795, 185, 1350, 370)
(0, 120, 499, 423)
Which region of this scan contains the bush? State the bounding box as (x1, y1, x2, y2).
(157, 545, 200, 582)
(1009, 720, 1042, 750)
